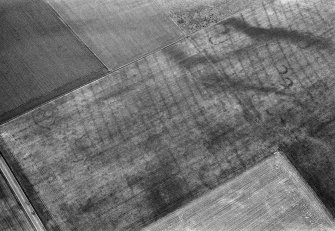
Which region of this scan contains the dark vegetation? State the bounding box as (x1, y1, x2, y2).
(162, 19, 335, 219)
(131, 135, 192, 224)
(0, 181, 6, 200)
(223, 17, 333, 49)
(0, 216, 14, 231)
(179, 18, 335, 217)
(143, 174, 192, 224)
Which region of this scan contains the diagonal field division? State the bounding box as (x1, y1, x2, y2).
(144, 153, 335, 231)
(0, 0, 108, 123)
(1, 0, 335, 230)
(44, 0, 184, 70)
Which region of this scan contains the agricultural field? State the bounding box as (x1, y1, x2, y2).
(155, 0, 276, 34)
(145, 153, 335, 231)
(0, 171, 34, 231)
(44, 0, 184, 70)
(0, 0, 335, 230)
(0, 0, 107, 123)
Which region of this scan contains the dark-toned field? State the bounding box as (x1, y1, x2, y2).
(0, 0, 335, 230)
(0, 0, 107, 123)
(145, 153, 334, 231)
(0, 171, 34, 231)
(44, 0, 184, 70)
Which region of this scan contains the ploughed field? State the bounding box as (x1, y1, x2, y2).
(1, 0, 335, 230)
(145, 153, 335, 231)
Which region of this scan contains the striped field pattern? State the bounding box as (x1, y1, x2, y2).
(1, 0, 335, 230)
(145, 153, 335, 231)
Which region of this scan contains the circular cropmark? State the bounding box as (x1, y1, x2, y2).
(32, 105, 58, 129)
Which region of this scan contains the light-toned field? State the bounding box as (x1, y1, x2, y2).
(0, 171, 34, 231)
(144, 153, 335, 231)
(0, 0, 107, 123)
(0, 0, 335, 230)
(44, 0, 184, 70)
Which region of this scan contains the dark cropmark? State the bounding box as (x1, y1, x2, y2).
(163, 43, 290, 96)
(163, 44, 294, 123)
(201, 73, 291, 96)
(128, 157, 191, 224)
(162, 45, 214, 70)
(0, 183, 6, 200)
(223, 17, 333, 49)
(144, 175, 191, 223)
(0, 216, 15, 230)
(280, 112, 335, 217)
